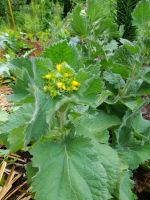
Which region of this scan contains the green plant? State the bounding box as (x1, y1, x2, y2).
(116, 0, 141, 41)
(0, 1, 150, 200)
(132, 0, 150, 64)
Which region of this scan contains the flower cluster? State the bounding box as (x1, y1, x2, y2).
(43, 62, 80, 97)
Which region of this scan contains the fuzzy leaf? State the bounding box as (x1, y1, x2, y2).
(30, 136, 110, 200)
(73, 112, 120, 137)
(132, 0, 150, 27)
(103, 71, 125, 89)
(0, 104, 33, 133)
(8, 126, 25, 152)
(118, 171, 135, 200)
(72, 112, 120, 193)
(95, 144, 120, 193)
(25, 89, 50, 145)
(43, 41, 79, 67)
(119, 144, 150, 169)
(77, 73, 104, 107)
(71, 5, 88, 36)
(0, 109, 8, 123)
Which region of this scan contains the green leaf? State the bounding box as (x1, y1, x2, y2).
(73, 112, 120, 137)
(10, 69, 32, 102)
(140, 67, 150, 84)
(26, 163, 38, 185)
(71, 5, 88, 36)
(119, 144, 150, 169)
(72, 112, 120, 193)
(95, 144, 120, 193)
(120, 39, 139, 54)
(43, 41, 79, 67)
(25, 89, 50, 145)
(11, 58, 33, 77)
(138, 82, 150, 95)
(122, 97, 143, 110)
(0, 109, 8, 123)
(87, 0, 104, 22)
(132, 113, 150, 134)
(103, 71, 125, 89)
(0, 104, 33, 133)
(95, 18, 119, 38)
(132, 0, 150, 27)
(77, 73, 104, 107)
(118, 171, 135, 200)
(30, 136, 110, 200)
(7, 126, 25, 152)
(87, 0, 113, 22)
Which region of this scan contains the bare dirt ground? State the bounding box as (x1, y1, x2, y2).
(0, 86, 12, 112)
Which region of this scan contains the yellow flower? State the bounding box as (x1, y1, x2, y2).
(71, 80, 80, 87)
(43, 73, 53, 80)
(56, 63, 64, 72)
(64, 73, 70, 78)
(56, 81, 67, 90)
(71, 86, 78, 91)
(61, 84, 66, 90)
(56, 82, 63, 89)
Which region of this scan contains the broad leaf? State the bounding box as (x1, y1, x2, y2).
(73, 112, 120, 137)
(43, 41, 79, 67)
(71, 5, 88, 36)
(8, 126, 25, 152)
(119, 144, 150, 169)
(87, 0, 113, 22)
(132, 113, 150, 136)
(72, 112, 121, 193)
(103, 71, 125, 89)
(95, 144, 120, 193)
(25, 88, 50, 145)
(30, 136, 110, 200)
(132, 0, 150, 27)
(0, 109, 8, 124)
(0, 104, 33, 133)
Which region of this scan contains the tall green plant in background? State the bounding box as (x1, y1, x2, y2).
(7, 0, 16, 29)
(117, 0, 141, 41)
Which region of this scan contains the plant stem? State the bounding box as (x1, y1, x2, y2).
(7, 0, 16, 29)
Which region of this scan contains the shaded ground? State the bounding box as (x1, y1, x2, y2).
(134, 165, 150, 200)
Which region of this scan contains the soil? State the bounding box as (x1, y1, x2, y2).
(0, 86, 12, 112)
(134, 166, 150, 200)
